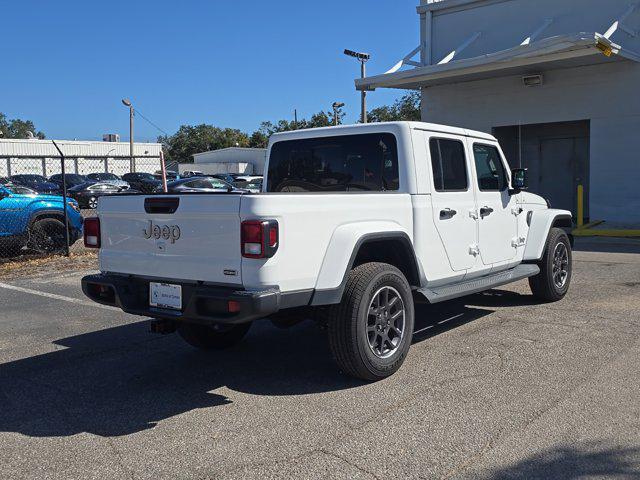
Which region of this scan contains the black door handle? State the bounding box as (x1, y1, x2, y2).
(440, 208, 457, 219)
(480, 206, 494, 217)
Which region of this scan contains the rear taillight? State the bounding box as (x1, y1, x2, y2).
(241, 220, 278, 259)
(84, 217, 101, 248)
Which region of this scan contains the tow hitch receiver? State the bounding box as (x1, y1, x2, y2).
(150, 319, 177, 335)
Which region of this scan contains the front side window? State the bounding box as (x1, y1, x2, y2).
(473, 144, 508, 191)
(429, 138, 468, 192)
(267, 133, 399, 192)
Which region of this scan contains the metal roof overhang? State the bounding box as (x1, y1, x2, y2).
(356, 33, 640, 90)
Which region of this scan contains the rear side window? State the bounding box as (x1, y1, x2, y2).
(473, 144, 508, 191)
(429, 138, 468, 191)
(267, 133, 399, 192)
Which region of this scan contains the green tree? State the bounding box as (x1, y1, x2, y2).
(0, 113, 45, 139)
(159, 124, 249, 163)
(248, 108, 339, 148)
(367, 91, 421, 123)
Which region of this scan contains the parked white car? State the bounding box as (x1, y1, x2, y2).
(82, 122, 573, 380)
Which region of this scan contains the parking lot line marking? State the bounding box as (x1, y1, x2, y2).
(0, 281, 119, 311)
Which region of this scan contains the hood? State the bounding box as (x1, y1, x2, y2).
(518, 191, 547, 206)
(13, 192, 66, 203)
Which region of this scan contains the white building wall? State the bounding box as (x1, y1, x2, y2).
(421, 60, 640, 222)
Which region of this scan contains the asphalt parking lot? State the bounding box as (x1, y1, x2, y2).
(1, 240, 639, 479)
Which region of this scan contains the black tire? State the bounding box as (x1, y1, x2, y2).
(327, 262, 415, 381)
(28, 218, 67, 254)
(529, 227, 572, 302)
(177, 322, 252, 350)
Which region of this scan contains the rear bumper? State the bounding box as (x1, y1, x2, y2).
(81, 273, 280, 325)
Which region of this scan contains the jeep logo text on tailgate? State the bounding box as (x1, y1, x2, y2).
(143, 220, 181, 243)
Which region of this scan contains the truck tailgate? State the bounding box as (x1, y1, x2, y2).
(98, 194, 243, 284)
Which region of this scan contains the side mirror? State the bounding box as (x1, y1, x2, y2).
(511, 168, 528, 193)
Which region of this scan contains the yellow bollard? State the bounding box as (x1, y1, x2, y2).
(576, 184, 584, 228)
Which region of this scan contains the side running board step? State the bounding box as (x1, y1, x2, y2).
(417, 264, 540, 304)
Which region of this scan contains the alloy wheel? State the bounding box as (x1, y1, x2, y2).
(367, 286, 406, 359)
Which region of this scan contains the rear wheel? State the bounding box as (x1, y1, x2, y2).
(529, 227, 572, 302)
(177, 322, 252, 350)
(28, 218, 67, 254)
(327, 262, 414, 381)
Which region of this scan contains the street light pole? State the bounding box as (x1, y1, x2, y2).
(332, 102, 345, 126)
(122, 98, 135, 173)
(344, 49, 371, 124)
(360, 61, 367, 124)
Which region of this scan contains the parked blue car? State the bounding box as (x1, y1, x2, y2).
(0, 184, 83, 256)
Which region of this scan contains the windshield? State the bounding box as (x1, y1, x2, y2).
(5, 184, 35, 194)
(90, 173, 119, 180)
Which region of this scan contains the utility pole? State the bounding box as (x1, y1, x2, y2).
(360, 61, 367, 124)
(122, 98, 135, 172)
(344, 49, 371, 123)
(294, 109, 298, 129)
(332, 102, 345, 126)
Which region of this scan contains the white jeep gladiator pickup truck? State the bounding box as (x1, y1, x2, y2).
(82, 122, 573, 381)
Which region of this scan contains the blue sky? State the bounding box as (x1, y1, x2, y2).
(2, 0, 420, 142)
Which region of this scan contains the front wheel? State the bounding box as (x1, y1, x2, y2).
(529, 227, 572, 302)
(327, 262, 415, 381)
(28, 218, 67, 254)
(177, 322, 252, 350)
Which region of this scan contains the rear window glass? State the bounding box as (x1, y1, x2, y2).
(266, 133, 399, 192)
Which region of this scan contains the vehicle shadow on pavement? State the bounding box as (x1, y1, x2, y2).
(0, 290, 534, 438)
(466, 442, 640, 479)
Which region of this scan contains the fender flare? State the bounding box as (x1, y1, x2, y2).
(310, 222, 422, 306)
(28, 208, 66, 228)
(523, 209, 572, 261)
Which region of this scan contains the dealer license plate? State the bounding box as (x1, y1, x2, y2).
(149, 282, 182, 310)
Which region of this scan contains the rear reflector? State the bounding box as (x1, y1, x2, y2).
(84, 217, 101, 248)
(227, 300, 241, 313)
(241, 220, 279, 259)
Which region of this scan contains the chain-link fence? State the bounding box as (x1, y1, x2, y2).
(0, 155, 160, 262)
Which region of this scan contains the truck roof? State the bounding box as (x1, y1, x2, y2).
(269, 121, 496, 142)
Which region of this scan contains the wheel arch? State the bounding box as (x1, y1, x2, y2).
(311, 224, 422, 306)
(29, 209, 66, 228)
(523, 209, 573, 261)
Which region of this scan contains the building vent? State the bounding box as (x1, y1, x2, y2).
(522, 74, 544, 87)
(103, 133, 120, 142)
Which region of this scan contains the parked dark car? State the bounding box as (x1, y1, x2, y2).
(67, 182, 139, 209)
(9, 174, 62, 194)
(48, 173, 88, 189)
(211, 173, 237, 185)
(121, 172, 162, 193)
(153, 170, 180, 181)
(155, 176, 239, 193)
(86, 172, 130, 190)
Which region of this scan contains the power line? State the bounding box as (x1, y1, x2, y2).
(135, 109, 170, 137)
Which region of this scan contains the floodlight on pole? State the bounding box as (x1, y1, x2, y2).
(343, 49, 371, 123)
(121, 98, 134, 172)
(332, 102, 345, 126)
